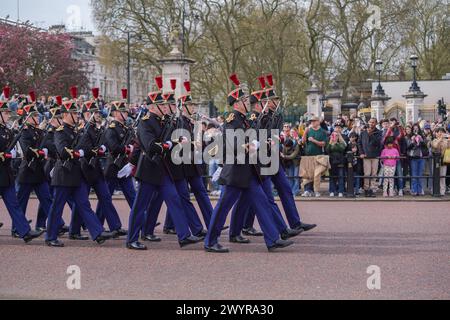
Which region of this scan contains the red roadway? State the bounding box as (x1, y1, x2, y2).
(0, 199, 449, 299)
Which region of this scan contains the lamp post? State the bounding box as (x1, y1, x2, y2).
(374, 59, 385, 95)
(127, 31, 131, 104)
(409, 54, 420, 92)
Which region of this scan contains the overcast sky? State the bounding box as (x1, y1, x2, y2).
(0, 0, 95, 32)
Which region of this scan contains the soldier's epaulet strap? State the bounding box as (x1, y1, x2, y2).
(142, 114, 150, 121)
(226, 113, 235, 123)
(56, 126, 64, 132)
(109, 122, 116, 129)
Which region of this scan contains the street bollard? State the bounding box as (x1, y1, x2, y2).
(346, 152, 355, 198)
(432, 152, 442, 197)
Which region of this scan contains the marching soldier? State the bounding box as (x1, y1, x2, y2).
(232, 75, 317, 236)
(159, 81, 213, 232)
(15, 91, 54, 233)
(228, 78, 302, 243)
(97, 89, 136, 223)
(140, 78, 206, 241)
(69, 88, 127, 240)
(126, 77, 202, 250)
(0, 86, 43, 243)
(45, 86, 113, 247)
(204, 74, 293, 253)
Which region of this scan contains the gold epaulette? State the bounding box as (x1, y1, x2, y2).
(226, 113, 235, 123)
(142, 114, 150, 121)
(249, 114, 257, 121)
(109, 122, 116, 129)
(56, 126, 64, 132)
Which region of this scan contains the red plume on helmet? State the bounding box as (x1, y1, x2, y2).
(266, 74, 274, 87)
(229, 73, 240, 87)
(29, 90, 36, 103)
(184, 81, 191, 93)
(258, 76, 266, 89)
(56, 96, 62, 106)
(92, 88, 99, 99)
(170, 79, 177, 91)
(155, 76, 163, 91)
(70, 86, 78, 99)
(3, 86, 10, 100)
(121, 88, 128, 100)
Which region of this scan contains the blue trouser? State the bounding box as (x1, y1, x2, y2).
(410, 158, 425, 194)
(285, 165, 300, 196)
(0, 185, 31, 238)
(143, 179, 204, 236)
(229, 177, 288, 237)
(127, 175, 192, 243)
(163, 175, 213, 231)
(70, 178, 122, 235)
(205, 176, 280, 248)
(329, 166, 345, 194)
(96, 176, 136, 224)
(270, 167, 302, 229)
(395, 160, 404, 190)
(16, 182, 54, 230)
(46, 186, 104, 241)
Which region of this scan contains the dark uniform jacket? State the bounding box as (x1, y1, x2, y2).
(179, 115, 202, 178)
(103, 120, 131, 179)
(134, 113, 168, 185)
(218, 110, 260, 189)
(76, 122, 103, 185)
(0, 124, 15, 188)
(41, 126, 58, 182)
(17, 125, 47, 185)
(51, 123, 82, 187)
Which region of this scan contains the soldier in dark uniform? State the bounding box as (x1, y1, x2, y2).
(140, 79, 206, 241)
(0, 86, 43, 243)
(69, 88, 127, 240)
(240, 75, 317, 234)
(126, 76, 202, 250)
(156, 81, 214, 234)
(227, 79, 303, 244)
(45, 86, 113, 247)
(97, 89, 136, 223)
(15, 91, 54, 233)
(204, 74, 294, 253)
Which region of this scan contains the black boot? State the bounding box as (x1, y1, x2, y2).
(69, 234, 89, 241)
(163, 228, 177, 235)
(205, 243, 230, 253)
(281, 228, 303, 240)
(111, 228, 128, 239)
(46, 239, 65, 247)
(23, 230, 44, 243)
(242, 227, 263, 237)
(142, 234, 162, 242)
(127, 241, 147, 250)
(293, 223, 317, 232)
(179, 235, 202, 248)
(58, 225, 70, 236)
(229, 235, 251, 244)
(95, 231, 114, 244)
(268, 239, 294, 252)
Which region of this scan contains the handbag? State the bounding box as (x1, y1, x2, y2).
(443, 148, 450, 164)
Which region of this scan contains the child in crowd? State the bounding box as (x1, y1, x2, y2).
(381, 136, 400, 197)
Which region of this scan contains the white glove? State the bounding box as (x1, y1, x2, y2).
(10, 149, 17, 159)
(212, 167, 222, 182)
(100, 145, 107, 153)
(127, 144, 134, 154)
(117, 163, 135, 179)
(78, 149, 85, 158)
(50, 168, 54, 178)
(42, 148, 48, 159)
(164, 141, 173, 149)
